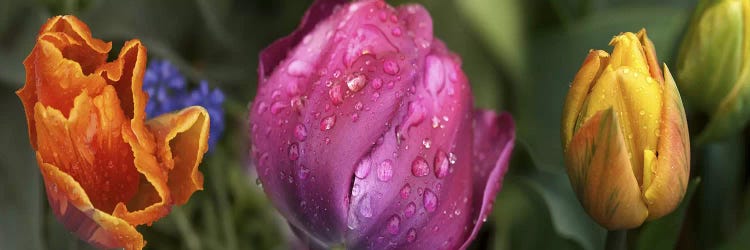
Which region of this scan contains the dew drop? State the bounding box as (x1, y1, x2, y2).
(256, 101, 268, 114)
(391, 27, 402, 37)
(383, 60, 400, 75)
(355, 101, 364, 111)
(271, 101, 288, 115)
(411, 157, 430, 177)
(386, 215, 401, 235)
(407, 228, 417, 243)
(320, 115, 336, 131)
(355, 157, 372, 179)
(329, 85, 344, 105)
(639, 110, 645, 115)
(422, 138, 432, 149)
(360, 194, 373, 218)
(287, 60, 313, 77)
(288, 143, 299, 160)
(423, 188, 437, 212)
(295, 124, 308, 141)
(448, 152, 457, 165)
(404, 202, 416, 218)
(298, 165, 310, 180)
(371, 78, 383, 89)
(347, 74, 367, 92)
(377, 160, 394, 182)
(400, 184, 411, 199)
(434, 150, 450, 178)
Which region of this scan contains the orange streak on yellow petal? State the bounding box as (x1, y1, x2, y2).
(565, 109, 648, 229)
(644, 66, 691, 220)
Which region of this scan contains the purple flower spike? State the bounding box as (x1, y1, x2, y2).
(248, 0, 515, 249)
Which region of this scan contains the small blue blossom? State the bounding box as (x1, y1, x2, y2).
(143, 59, 225, 151)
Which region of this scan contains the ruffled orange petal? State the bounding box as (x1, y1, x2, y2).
(146, 106, 210, 205)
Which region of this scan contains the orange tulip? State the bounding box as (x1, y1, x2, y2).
(16, 16, 210, 249)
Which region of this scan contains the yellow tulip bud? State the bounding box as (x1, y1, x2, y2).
(561, 29, 691, 229)
(677, 0, 750, 142)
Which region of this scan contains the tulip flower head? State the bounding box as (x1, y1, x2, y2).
(561, 30, 690, 229)
(17, 16, 210, 249)
(677, 0, 750, 142)
(248, 0, 515, 248)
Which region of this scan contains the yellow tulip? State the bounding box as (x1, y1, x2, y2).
(561, 29, 691, 229)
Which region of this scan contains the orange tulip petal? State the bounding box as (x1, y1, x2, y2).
(561, 50, 609, 147)
(147, 106, 210, 205)
(39, 156, 144, 250)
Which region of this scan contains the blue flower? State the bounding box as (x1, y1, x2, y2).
(143, 59, 225, 151)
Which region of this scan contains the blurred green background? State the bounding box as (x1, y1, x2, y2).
(1, 0, 749, 249)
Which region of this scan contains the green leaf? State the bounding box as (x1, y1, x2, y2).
(488, 178, 579, 250)
(522, 169, 607, 250)
(636, 178, 701, 250)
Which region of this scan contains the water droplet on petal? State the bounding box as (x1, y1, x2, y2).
(424, 55, 445, 95)
(423, 189, 437, 212)
(449, 152, 457, 165)
(411, 157, 430, 177)
(377, 160, 393, 182)
(360, 194, 373, 218)
(391, 27, 402, 37)
(387, 215, 401, 235)
(400, 184, 411, 199)
(329, 85, 344, 105)
(271, 101, 288, 115)
(347, 74, 367, 92)
(295, 124, 307, 141)
(404, 202, 416, 218)
(434, 150, 450, 178)
(287, 60, 313, 77)
(256, 101, 268, 114)
(355, 157, 372, 179)
(371, 78, 383, 89)
(321, 115, 336, 131)
(288, 143, 299, 160)
(422, 138, 432, 149)
(298, 165, 310, 180)
(407, 228, 417, 243)
(355, 101, 364, 111)
(383, 60, 400, 75)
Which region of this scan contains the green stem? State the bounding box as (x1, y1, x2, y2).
(605, 230, 627, 250)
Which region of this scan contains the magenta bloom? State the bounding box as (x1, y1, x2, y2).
(248, 0, 515, 248)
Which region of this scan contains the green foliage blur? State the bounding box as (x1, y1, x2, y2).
(1, 0, 749, 249)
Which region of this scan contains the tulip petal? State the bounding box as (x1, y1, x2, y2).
(458, 110, 515, 250)
(145, 106, 210, 205)
(38, 157, 144, 250)
(258, 0, 349, 80)
(561, 50, 609, 147)
(565, 108, 648, 229)
(643, 66, 690, 220)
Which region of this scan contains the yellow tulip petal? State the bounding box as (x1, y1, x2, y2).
(565, 108, 648, 229)
(562, 50, 610, 147)
(644, 66, 691, 220)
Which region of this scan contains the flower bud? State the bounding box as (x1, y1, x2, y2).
(248, 0, 515, 248)
(561, 30, 691, 229)
(16, 16, 210, 249)
(676, 0, 750, 142)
